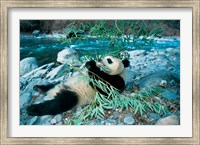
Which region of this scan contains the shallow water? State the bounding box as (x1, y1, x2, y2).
(20, 35, 180, 66)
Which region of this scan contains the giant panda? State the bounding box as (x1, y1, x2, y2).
(27, 55, 130, 116)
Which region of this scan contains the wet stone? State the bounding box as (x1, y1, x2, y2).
(89, 119, 101, 125)
(162, 90, 178, 100)
(50, 119, 57, 124)
(124, 114, 135, 125)
(159, 80, 167, 87)
(53, 114, 62, 122)
(27, 116, 38, 125)
(20, 115, 26, 125)
(129, 50, 145, 58)
(112, 111, 120, 119)
(117, 122, 125, 125)
(155, 115, 179, 125)
(149, 113, 160, 120)
(105, 118, 117, 125)
(57, 48, 79, 65)
(56, 122, 63, 125)
(46, 64, 66, 80)
(101, 120, 106, 125)
(125, 69, 136, 83)
(20, 57, 38, 76)
(35, 115, 52, 125)
(75, 106, 83, 116)
(20, 92, 32, 108)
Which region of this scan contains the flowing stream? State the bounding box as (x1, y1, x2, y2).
(20, 35, 180, 66)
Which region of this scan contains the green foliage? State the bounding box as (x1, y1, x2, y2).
(60, 20, 165, 51)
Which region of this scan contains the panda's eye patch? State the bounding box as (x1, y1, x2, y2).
(107, 58, 113, 64)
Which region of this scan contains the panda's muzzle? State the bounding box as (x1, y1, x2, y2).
(96, 62, 104, 67)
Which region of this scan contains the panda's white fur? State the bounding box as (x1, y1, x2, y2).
(47, 73, 96, 105)
(100, 56, 126, 76)
(27, 55, 129, 116)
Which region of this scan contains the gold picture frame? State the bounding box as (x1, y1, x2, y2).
(1, 0, 199, 144)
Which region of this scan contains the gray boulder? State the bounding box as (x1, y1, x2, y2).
(20, 57, 38, 76)
(135, 71, 179, 90)
(166, 47, 180, 56)
(27, 116, 38, 125)
(162, 89, 179, 100)
(155, 115, 180, 125)
(105, 118, 117, 125)
(50, 118, 57, 125)
(32, 30, 40, 37)
(53, 114, 62, 122)
(123, 113, 135, 125)
(34, 115, 52, 125)
(56, 48, 79, 65)
(125, 68, 136, 83)
(89, 119, 102, 125)
(46, 64, 69, 80)
(129, 50, 146, 58)
(20, 92, 32, 108)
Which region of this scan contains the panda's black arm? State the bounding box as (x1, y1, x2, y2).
(85, 60, 125, 93)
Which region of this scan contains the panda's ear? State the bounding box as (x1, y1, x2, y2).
(122, 59, 130, 68)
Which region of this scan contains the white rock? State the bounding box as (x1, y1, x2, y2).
(124, 115, 135, 125)
(21, 63, 55, 81)
(20, 57, 38, 76)
(105, 119, 117, 125)
(166, 48, 174, 52)
(53, 114, 62, 122)
(46, 64, 68, 80)
(75, 106, 83, 116)
(32, 30, 40, 36)
(161, 90, 179, 100)
(50, 119, 57, 124)
(57, 122, 63, 125)
(129, 50, 145, 58)
(160, 80, 167, 87)
(27, 116, 38, 125)
(57, 48, 79, 64)
(155, 115, 179, 125)
(35, 115, 52, 125)
(20, 92, 32, 108)
(125, 69, 136, 83)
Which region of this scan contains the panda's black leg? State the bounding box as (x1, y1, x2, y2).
(27, 89, 79, 116)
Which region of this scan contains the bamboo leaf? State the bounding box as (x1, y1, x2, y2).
(134, 104, 140, 114)
(139, 106, 143, 116)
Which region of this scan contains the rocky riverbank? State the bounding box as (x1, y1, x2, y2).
(20, 46, 180, 125)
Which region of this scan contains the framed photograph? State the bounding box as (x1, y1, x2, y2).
(1, 0, 199, 144)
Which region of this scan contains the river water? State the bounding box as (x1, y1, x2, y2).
(20, 35, 180, 66)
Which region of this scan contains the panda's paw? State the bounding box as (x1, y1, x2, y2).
(85, 60, 96, 70)
(27, 104, 42, 116)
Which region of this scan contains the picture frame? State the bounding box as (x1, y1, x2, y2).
(0, 0, 199, 144)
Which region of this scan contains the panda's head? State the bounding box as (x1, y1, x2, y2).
(97, 55, 130, 75)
